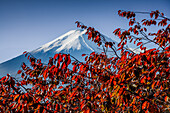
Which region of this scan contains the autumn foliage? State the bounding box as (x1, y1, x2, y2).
(0, 10, 170, 113)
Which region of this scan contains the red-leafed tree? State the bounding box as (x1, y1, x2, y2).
(0, 10, 169, 113)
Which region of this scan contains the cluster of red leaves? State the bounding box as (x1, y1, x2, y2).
(142, 19, 157, 26)
(118, 10, 136, 19)
(151, 25, 170, 47)
(150, 10, 164, 20)
(75, 21, 115, 48)
(0, 10, 170, 113)
(76, 21, 102, 46)
(142, 18, 168, 27)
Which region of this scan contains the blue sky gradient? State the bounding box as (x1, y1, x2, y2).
(0, 0, 170, 63)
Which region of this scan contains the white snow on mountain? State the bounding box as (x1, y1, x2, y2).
(129, 48, 144, 54)
(0, 29, 117, 78)
(34, 30, 95, 53)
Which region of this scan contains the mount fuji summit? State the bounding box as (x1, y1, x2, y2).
(0, 29, 117, 78)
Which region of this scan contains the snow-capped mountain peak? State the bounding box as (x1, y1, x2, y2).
(35, 29, 95, 53)
(36, 30, 88, 52)
(34, 29, 103, 54)
(0, 29, 116, 77)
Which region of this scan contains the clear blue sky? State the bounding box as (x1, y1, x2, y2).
(0, 0, 170, 63)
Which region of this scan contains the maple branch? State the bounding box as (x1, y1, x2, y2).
(132, 41, 150, 52)
(133, 11, 170, 21)
(9, 75, 28, 93)
(110, 46, 121, 59)
(140, 31, 164, 49)
(130, 35, 148, 41)
(100, 35, 121, 59)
